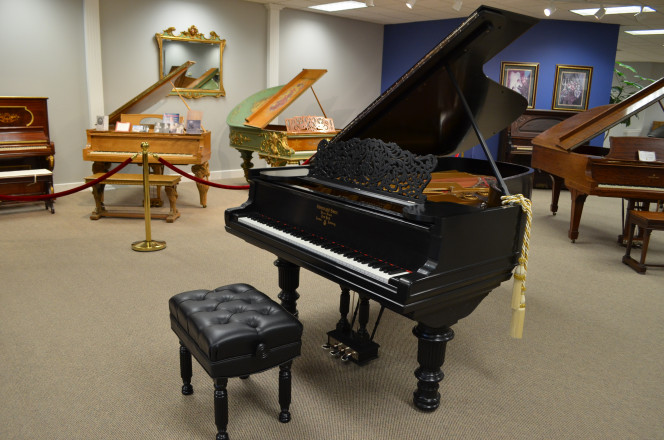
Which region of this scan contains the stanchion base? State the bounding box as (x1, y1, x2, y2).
(131, 240, 166, 252)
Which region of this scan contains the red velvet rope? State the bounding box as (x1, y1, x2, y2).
(0, 157, 134, 202)
(157, 157, 249, 190)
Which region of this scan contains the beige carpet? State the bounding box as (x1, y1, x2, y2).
(1, 178, 662, 440)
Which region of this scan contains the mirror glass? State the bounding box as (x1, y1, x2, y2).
(155, 26, 225, 98)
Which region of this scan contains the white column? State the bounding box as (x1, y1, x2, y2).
(83, 0, 105, 127)
(265, 4, 282, 88)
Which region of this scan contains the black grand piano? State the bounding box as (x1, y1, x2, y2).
(225, 6, 537, 412)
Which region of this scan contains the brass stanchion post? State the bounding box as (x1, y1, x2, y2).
(131, 142, 166, 252)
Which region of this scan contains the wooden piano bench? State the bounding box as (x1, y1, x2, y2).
(0, 169, 54, 213)
(84, 173, 181, 222)
(169, 283, 303, 440)
(622, 210, 664, 274)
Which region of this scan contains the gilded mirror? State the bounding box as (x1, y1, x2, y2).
(155, 26, 225, 98)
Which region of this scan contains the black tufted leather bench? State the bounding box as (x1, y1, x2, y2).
(169, 283, 303, 440)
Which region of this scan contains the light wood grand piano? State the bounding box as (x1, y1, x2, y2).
(226, 69, 338, 179)
(0, 96, 55, 213)
(82, 62, 212, 207)
(531, 78, 664, 242)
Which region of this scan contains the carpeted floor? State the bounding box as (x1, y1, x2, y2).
(1, 179, 662, 439)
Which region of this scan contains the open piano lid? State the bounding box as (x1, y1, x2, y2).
(107, 61, 194, 125)
(334, 6, 538, 158)
(532, 77, 664, 151)
(244, 69, 327, 129)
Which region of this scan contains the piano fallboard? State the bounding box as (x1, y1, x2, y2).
(83, 129, 211, 164)
(590, 158, 664, 187)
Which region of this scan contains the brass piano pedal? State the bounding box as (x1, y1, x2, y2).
(341, 351, 356, 362)
(321, 343, 332, 350)
(330, 344, 346, 357)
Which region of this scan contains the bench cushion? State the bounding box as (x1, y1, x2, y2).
(170, 283, 302, 378)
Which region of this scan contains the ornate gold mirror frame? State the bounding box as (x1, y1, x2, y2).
(155, 25, 225, 98)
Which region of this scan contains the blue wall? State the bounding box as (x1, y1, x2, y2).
(382, 18, 620, 158)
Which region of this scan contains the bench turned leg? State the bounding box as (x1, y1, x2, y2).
(214, 378, 230, 440)
(179, 343, 193, 395)
(278, 361, 293, 423)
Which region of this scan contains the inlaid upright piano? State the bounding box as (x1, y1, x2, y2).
(531, 78, 664, 242)
(82, 62, 212, 207)
(226, 6, 537, 412)
(0, 96, 55, 212)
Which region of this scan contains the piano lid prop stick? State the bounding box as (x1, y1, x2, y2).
(310, 87, 328, 119)
(169, 80, 206, 132)
(501, 194, 532, 339)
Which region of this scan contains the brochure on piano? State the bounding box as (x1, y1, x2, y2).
(638, 150, 657, 162)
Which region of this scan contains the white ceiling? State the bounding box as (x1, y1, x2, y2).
(246, 0, 664, 63)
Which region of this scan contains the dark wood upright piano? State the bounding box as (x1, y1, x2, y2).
(0, 97, 55, 213)
(498, 109, 598, 188)
(531, 78, 664, 242)
(225, 7, 537, 412)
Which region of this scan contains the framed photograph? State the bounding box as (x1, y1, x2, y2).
(500, 62, 539, 108)
(552, 65, 593, 111)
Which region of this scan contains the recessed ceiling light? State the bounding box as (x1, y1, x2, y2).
(309, 1, 367, 12)
(571, 6, 655, 16)
(625, 29, 664, 35)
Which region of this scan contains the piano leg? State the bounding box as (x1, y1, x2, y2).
(550, 175, 563, 215)
(192, 162, 210, 208)
(240, 150, 254, 181)
(568, 189, 588, 242)
(275, 258, 300, 316)
(412, 324, 454, 412)
(335, 287, 352, 333)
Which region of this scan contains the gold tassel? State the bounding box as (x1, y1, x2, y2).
(502, 194, 532, 339)
(510, 263, 526, 339)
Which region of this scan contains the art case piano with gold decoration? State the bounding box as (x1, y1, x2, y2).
(227, 69, 338, 179)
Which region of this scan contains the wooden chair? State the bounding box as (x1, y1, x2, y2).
(622, 210, 664, 274)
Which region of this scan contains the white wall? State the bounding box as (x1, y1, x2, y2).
(605, 61, 664, 142)
(278, 9, 383, 128)
(0, 0, 89, 185)
(1, 0, 384, 185)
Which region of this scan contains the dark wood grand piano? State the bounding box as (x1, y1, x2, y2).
(225, 7, 537, 412)
(0, 97, 55, 213)
(82, 62, 212, 207)
(531, 78, 664, 242)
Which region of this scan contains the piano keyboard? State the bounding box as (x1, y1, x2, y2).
(86, 151, 195, 158)
(0, 145, 50, 151)
(598, 184, 663, 192)
(238, 214, 411, 284)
